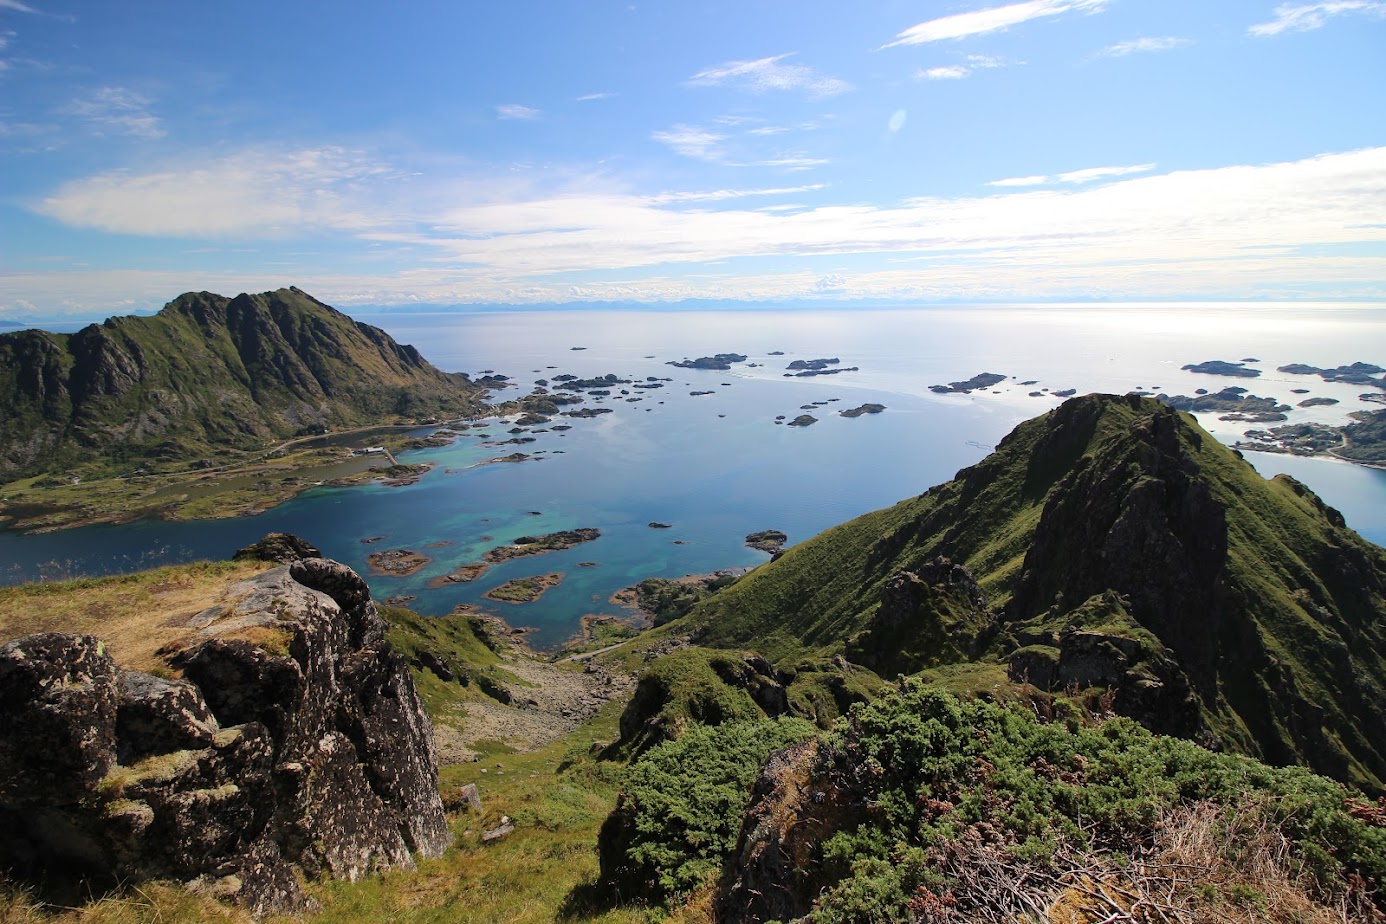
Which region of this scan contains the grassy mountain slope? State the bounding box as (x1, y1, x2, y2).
(4, 540, 1383, 923)
(680, 393, 1386, 791)
(0, 287, 485, 478)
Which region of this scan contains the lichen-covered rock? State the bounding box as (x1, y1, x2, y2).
(0, 634, 120, 803)
(717, 740, 830, 924)
(233, 532, 322, 564)
(0, 547, 451, 915)
(115, 672, 219, 763)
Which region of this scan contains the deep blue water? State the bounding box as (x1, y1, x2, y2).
(3, 305, 1384, 648)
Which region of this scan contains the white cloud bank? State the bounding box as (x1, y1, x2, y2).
(885, 0, 1106, 47)
(17, 147, 1386, 312)
(1249, 1, 1386, 36)
(35, 147, 397, 236)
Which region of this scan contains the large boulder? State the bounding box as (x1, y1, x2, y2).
(0, 550, 450, 915)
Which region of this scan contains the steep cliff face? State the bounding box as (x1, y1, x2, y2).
(0, 287, 485, 476)
(678, 394, 1386, 791)
(0, 542, 450, 915)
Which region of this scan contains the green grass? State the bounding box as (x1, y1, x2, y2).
(302, 703, 649, 924)
(381, 606, 528, 716)
(613, 649, 773, 755)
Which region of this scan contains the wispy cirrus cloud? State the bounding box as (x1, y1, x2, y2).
(884, 0, 1107, 48)
(753, 155, 828, 170)
(688, 53, 851, 97)
(575, 92, 615, 102)
(1249, 1, 1386, 36)
(0, 0, 39, 12)
(647, 184, 825, 205)
(1099, 36, 1193, 56)
(652, 123, 725, 161)
(61, 87, 164, 139)
(989, 163, 1156, 186)
(917, 54, 1016, 79)
(496, 103, 541, 120)
(653, 121, 828, 170)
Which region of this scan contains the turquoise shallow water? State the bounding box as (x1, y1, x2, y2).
(3, 304, 1384, 649)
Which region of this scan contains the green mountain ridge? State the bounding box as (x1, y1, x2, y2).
(0, 287, 485, 478)
(668, 393, 1386, 792)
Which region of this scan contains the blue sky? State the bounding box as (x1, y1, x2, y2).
(1, 0, 1384, 318)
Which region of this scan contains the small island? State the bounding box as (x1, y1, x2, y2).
(930, 372, 1006, 394)
(484, 573, 564, 604)
(787, 357, 839, 371)
(787, 365, 860, 378)
(426, 562, 490, 588)
(1157, 387, 1290, 422)
(1181, 360, 1261, 378)
(787, 415, 818, 427)
(482, 528, 601, 563)
(366, 548, 432, 577)
(667, 353, 748, 370)
(745, 529, 788, 553)
(839, 403, 886, 418)
(1278, 361, 1385, 388)
(558, 374, 633, 389)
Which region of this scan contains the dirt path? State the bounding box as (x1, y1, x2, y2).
(434, 646, 636, 762)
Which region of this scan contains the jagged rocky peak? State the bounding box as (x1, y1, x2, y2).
(0, 535, 450, 915)
(681, 392, 1386, 791)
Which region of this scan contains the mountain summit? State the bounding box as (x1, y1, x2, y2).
(680, 393, 1386, 791)
(0, 287, 484, 477)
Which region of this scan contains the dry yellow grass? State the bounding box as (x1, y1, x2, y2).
(927, 799, 1377, 924)
(0, 560, 273, 671)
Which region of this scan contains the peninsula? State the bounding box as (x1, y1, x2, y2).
(0, 288, 487, 531)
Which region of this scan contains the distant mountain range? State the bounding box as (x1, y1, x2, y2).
(0, 287, 486, 477)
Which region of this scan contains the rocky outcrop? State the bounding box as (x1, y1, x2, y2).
(615, 650, 788, 755)
(717, 740, 837, 924)
(0, 549, 450, 915)
(848, 558, 998, 675)
(1003, 593, 1207, 743)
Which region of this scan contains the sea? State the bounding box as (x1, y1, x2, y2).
(3, 303, 1385, 649)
